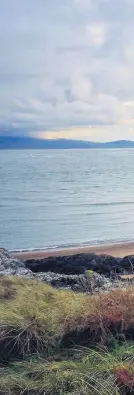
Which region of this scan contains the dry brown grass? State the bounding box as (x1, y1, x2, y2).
(0, 276, 134, 394)
(0, 276, 134, 359)
(0, 277, 16, 300)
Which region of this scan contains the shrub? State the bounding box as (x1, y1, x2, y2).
(114, 366, 134, 392)
(85, 270, 95, 277)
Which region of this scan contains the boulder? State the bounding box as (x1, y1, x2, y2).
(25, 253, 121, 276)
(15, 268, 35, 278)
(85, 271, 111, 292)
(121, 255, 134, 272)
(34, 271, 112, 293)
(35, 271, 85, 291)
(0, 249, 32, 277)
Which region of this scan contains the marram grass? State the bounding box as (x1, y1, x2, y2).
(0, 276, 133, 394)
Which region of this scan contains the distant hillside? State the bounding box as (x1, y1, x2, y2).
(0, 136, 94, 149)
(0, 136, 134, 149)
(102, 140, 134, 148)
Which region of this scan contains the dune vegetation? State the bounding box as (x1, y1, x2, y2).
(0, 276, 134, 394)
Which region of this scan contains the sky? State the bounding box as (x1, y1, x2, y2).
(1, 0, 134, 141)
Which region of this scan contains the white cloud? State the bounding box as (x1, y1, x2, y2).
(74, 0, 91, 8)
(35, 124, 134, 142)
(86, 23, 108, 47)
(71, 74, 93, 102)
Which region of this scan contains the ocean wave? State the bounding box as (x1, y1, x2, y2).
(85, 201, 134, 207)
(9, 236, 134, 253)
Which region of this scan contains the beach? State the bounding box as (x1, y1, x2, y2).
(11, 241, 134, 260)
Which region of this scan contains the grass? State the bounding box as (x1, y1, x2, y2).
(0, 277, 16, 300)
(0, 276, 134, 394)
(85, 270, 95, 277)
(1, 345, 134, 394)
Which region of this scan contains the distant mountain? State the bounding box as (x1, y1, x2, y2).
(102, 140, 134, 148)
(0, 136, 134, 149)
(0, 136, 94, 149)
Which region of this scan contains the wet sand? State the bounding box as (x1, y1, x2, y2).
(11, 242, 134, 260)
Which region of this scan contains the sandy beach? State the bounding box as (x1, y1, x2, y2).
(11, 241, 134, 260)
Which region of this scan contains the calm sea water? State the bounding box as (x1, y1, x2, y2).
(0, 149, 134, 251)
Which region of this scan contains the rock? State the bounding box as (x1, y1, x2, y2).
(35, 271, 61, 283)
(25, 253, 120, 276)
(119, 274, 134, 281)
(34, 270, 112, 293)
(0, 248, 10, 258)
(15, 268, 35, 278)
(86, 259, 99, 271)
(0, 249, 32, 277)
(121, 255, 134, 272)
(1, 248, 134, 294)
(94, 255, 121, 274)
(35, 271, 85, 291)
(0, 269, 16, 276)
(51, 273, 84, 291)
(85, 271, 110, 291)
(0, 248, 25, 270)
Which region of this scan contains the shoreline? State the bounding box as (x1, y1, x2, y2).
(11, 241, 134, 260)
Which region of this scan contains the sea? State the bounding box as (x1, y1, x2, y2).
(0, 149, 134, 252)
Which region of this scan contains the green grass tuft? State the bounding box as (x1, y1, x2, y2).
(85, 270, 95, 277)
(0, 276, 133, 394)
(0, 354, 119, 395)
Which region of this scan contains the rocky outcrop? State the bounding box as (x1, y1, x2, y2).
(0, 249, 111, 292)
(25, 253, 122, 276)
(34, 271, 112, 292)
(0, 248, 35, 278)
(121, 255, 134, 271)
(0, 248, 27, 273)
(1, 248, 134, 293)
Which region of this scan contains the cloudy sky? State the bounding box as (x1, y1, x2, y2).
(1, 0, 134, 141)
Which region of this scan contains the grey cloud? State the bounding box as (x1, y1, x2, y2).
(0, 0, 134, 138)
